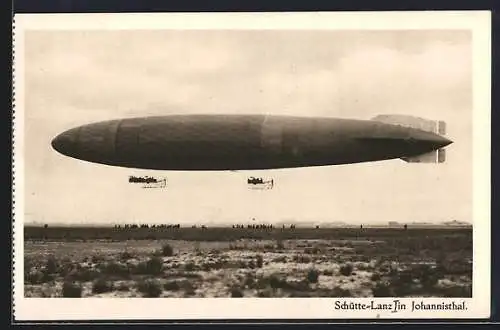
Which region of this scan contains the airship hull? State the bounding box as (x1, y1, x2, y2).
(51, 114, 452, 170)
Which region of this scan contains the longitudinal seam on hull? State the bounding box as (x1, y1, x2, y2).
(11, 14, 16, 320)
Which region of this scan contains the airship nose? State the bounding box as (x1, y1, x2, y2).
(51, 120, 121, 165)
(51, 127, 80, 157)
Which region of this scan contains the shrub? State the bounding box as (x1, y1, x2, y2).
(231, 287, 244, 297)
(67, 267, 101, 282)
(91, 255, 106, 264)
(164, 280, 181, 291)
(120, 251, 135, 261)
(24, 256, 34, 275)
(331, 286, 352, 297)
(372, 282, 392, 297)
(92, 278, 114, 294)
(287, 280, 310, 292)
(272, 256, 287, 263)
(257, 289, 273, 297)
(115, 282, 131, 291)
(276, 239, 285, 250)
(393, 270, 413, 286)
(323, 269, 334, 276)
(184, 262, 196, 271)
(292, 255, 311, 263)
(339, 263, 353, 276)
(244, 274, 255, 288)
(417, 265, 440, 289)
(370, 273, 381, 281)
(58, 260, 76, 278)
(45, 256, 58, 274)
(162, 243, 174, 257)
(256, 255, 263, 268)
(438, 284, 472, 297)
(62, 281, 82, 297)
(304, 246, 321, 254)
(182, 281, 197, 297)
(101, 261, 131, 278)
(269, 275, 287, 290)
(42, 271, 55, 283)
(306, 268, 319, 284)
(137, 279, 163, 297)
(137, 257, 163, 275)
(26, 270, 44, 284)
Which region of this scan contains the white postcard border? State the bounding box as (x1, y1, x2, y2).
(12, 11, 492, 320)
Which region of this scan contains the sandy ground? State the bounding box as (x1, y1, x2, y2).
(24, 238, 472, 298)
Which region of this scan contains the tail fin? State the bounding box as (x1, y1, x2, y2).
(372, 114, 448, 164)
(372, 114, 446, 135)
(401, 149, 446, 163)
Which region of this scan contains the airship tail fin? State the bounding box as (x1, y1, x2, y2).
(372, 114, 448, 164)
(401, 148, 446, 163)
(371, 114, 446, 135)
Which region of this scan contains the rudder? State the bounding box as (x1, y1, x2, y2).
(372, 114, 449, 164)
(372, 114, 446, 135)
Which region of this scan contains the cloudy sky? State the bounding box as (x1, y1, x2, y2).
(24, 29, 472, 226)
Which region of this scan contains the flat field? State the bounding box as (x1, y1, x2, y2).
(23, 227, 472, 298)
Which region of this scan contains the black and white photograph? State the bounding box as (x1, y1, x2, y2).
(13, 11, 491, 320)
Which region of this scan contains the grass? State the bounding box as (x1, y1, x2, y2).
(24, 226, 472, 242)
(24, 227, 472, 298)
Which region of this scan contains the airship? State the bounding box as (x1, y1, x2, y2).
(51, 114, 452, 171)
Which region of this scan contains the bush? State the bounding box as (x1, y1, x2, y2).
(101, 261, 131, 279)
(276, 239, 285, 250)
(42, 271, 55, 283)
(26, 270, 44, 284)
(390, 270, 414, 296)
(244, 275, 255, 288)
(323, 269, 334, 276)
(339, 263, 353, 276)
(137, 279, 163, 297)
(164, 280, 181, 291)
(45, 256, 58, 274)
(306, 268, 319, 284)
(120, 251, 135, 261)
(417, 265, 440, 289)
(269, 275, 287, 290)
(372, 282, 392, 297)
(91, 255, 106, 264)
(162, 243, 174, 257)
(115, 282, 131, 291)
(67, 268, 101, 282)
(331, 286, 352, 297)
(62, 281, 82, 297)
(370, 273, 381, 281)
(137, 257, 163, 275)
(256, 255, 263, 268)
(231, 287, 244, 297)
(92, 278, 114, 294)
(438, 284, 472, 297)
(272, 256, 287, 263)
(257, 289, 273, 297)
(182, 281, 197, 297)
(184, 262, 196, 271)
(287, 280, 310, 292)
(293, 255, 311, 263)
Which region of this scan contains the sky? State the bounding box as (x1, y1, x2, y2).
(23, 29, 472, 226)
